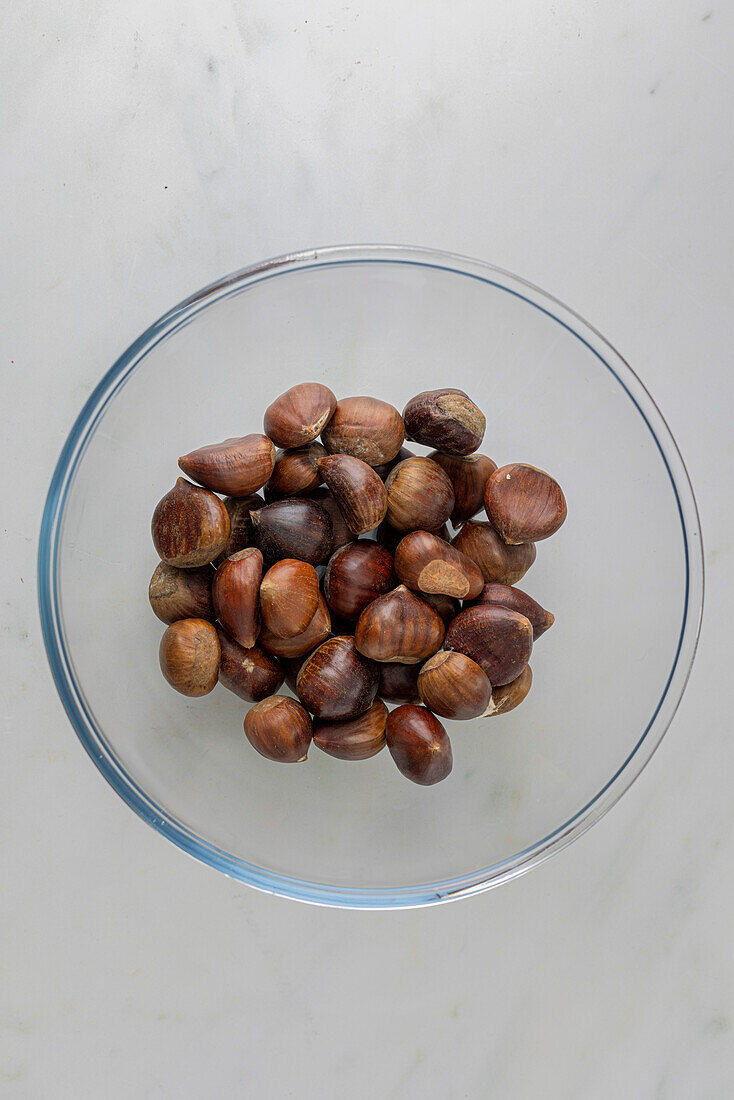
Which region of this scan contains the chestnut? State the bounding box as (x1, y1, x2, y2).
(178, 434, 275, 496)
(152, 477, 231, 568)
(385, 705, 453, 785)
(264, 382, 337, 448)
(394, 530, 483, 600)
(323, 541, 396, 620)
(385, 457, 455, 533)
(417, 651, 492, 720)
(372, 446, 415, 481)
(250, 498, 333, 566)
(485, 665, 532, 716)
(260, 558, 320, 638)
(354, 585, 445, 664)
(313, 700, 388, 760)
(377, 662, 422, 705)
(216, 626, 284, 702)
(403, 388, 485, 455)
(451, 520, 536, 585)
(321, 396, 405, 466)
(259, 592, 331, 658)
(466, 584, 554, 640)
(148, 562, 214, 624)
(159, 618, 220, 697)
(264, 442, 327, 500)
(212, 547, 263, 649)
(296, 636, 379, 720)
(243, 695, 312, 762)
(308, 487, 356, 555)
(428, 452, 497, 525)
(485, 463, 567, 543)
(417, 592, 461, 628)
(316, 454, 388, 535)
(444, 604, 532, 686)
(280, 654, 309, 694)
(214, 493, 265, 564)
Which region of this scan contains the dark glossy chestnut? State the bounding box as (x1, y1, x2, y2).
(212, 547, 262, 649)
(216, 627, 284, 702)
(323, 541, 396, 620)
(296, 636, 379, 720)
(250, 498, 333, 566)
(385, 705, 453, 785)
(444, 604, 532, 686)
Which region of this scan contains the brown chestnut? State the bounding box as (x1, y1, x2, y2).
(260, 558, 320, 639)
(296, 636, 379, 720)
(484, 665, 533, 716)
(264, 442, 327, 500)
(250, 498, 333, 566)
(485, 463, 567, 543)
(354, 585, 445, 664)
(394, 530, 483, 599)
(428, 452, 497, 524)
(308, 487, 356, 555)
(385, 457, 455, 533)
(316, 454, 388, 535)
(452, 521, 536, 585)
(386, 705, 453, 785)
(152, 477, 230, 568)
(323, 541, 396, 620)
(212, 547, 262, 649)
(159, 618, 220, 697)
(313, 700, 388, 761)
(403, 388, 485, 455)
(466, 584, 554, 640)
(178, 434, 275, 496)
(280, 654, 309, 694)
(149, 562, 214, 624)
(372, 446, 415, 480)
(259, 592, 331, 658)
(417, 592, 461, 628)
(417, 651, 492, 720)
(216, 626, 284, 702)
(444, 605, 532, 686)
(264, 383, 337, 448)
(377, 662, 422, 704)
(321, 396, 405, 466)
(244, 695, 312, 762)
(214, 493, 265, 564)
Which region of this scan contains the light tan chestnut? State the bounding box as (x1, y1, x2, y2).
(428, 452, 497, 525)
(354, 585, 445, 664)
(244, 695, 313, 762)
(321, 396, 405, 466)
(444, 605, 532, 687)
(313, 700, 388, 761)
(485, 463, 567, 543)
(178, 434, 275, 496)
(484, 665, 533, 716)
(259, 558, 320, 639)
(452, 520, 536, 585)
(385, 457, 455, 533)
(148, 562, 214, 624)
(466, 583, 554, 640)
(417, 651, 492, 721)
(159, 618, 220, 697)
(263, 383, 337, 448)
(258, 592, 331, 659)
(212, 547, 263, 649)
(152, 478, 231, 568)
(394, 530, 483, 599)
(216, 627, 284, 702)
(316, 454, 388, 535)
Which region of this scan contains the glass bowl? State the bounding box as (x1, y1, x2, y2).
(38, 245, 703, 908)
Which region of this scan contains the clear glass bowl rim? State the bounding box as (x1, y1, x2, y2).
(38, 244, 705, 909)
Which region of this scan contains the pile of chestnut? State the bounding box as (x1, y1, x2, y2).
(149, 384, 566, 786)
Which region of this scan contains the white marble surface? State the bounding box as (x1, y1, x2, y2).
(3, 1, 733, 1095)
